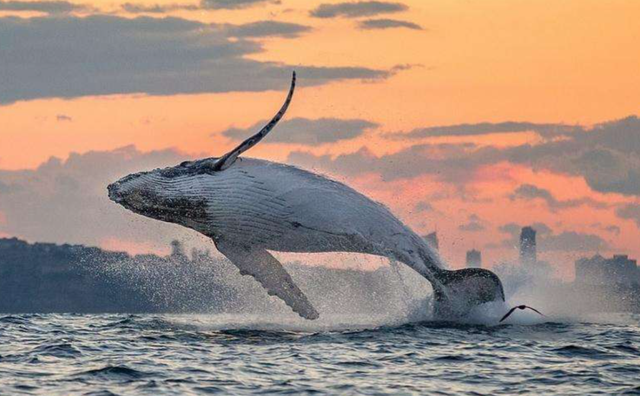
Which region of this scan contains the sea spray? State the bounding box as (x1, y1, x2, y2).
(94, 250, 434, 329)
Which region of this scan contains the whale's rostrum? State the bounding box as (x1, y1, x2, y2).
(107, 72, 505, 320)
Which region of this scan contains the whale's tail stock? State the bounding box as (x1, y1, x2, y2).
(409, 246, 505, 318)
(392, 244, 507, 319)
(389, 239, 507, 319)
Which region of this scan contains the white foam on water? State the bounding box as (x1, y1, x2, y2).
(161, 312, 417, 333)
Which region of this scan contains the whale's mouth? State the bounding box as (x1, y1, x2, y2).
(108, 171, 146, 205)
(107, 182, 125, 204)
(108, 173, 163, 215)
(107, 174, 151, 212)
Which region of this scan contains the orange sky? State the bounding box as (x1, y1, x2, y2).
(1, 0, 639, 277)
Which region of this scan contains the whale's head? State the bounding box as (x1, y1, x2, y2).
(107, 160, 214, 231)
(107, 72, 296, 235)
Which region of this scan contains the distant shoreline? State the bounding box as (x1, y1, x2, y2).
(1, 237, 639, 315)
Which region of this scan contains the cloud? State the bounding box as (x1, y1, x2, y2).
(0, 146, 202, 247)
(414, 201, 433, 212)
(387, 121, 580, 140)
(201, 0, 279, 10)
(499, 222, 553, 238)
(490, 222, 609, 252)
(539, 231, 609, 252)
(56, 114, 72, 122)
(510, 184, 609, 211)
(288, 143, 492, 183)
(290, 115, 640, 197)
(0, 181, 10, 193)
(507, 116, 640, 196)
(224, 21, 311, 38)
(511, 184, 556, 204)
(310, 1, 407, 18)
(605, 225, 621, 235)
(221, 117, 378, 145)
(358, 18, 422, 30)
(120, 8, 312, 38)
(458, 214, 485, 232)
(616, 203, 640, 228)
(121, 3, 198, 13)
(121, 0, 279, 13)
(0, 15, 391, 105)
(459, 223, 484, 232)
(0, 0, 87, 13)
(591, 222, 621, 236)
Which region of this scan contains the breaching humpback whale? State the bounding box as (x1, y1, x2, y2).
(107, 72, 505, 320)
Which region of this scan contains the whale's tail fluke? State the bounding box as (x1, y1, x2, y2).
(432, 267, 506, 318)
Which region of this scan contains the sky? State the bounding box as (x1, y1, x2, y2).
(1, 0, 640, 278)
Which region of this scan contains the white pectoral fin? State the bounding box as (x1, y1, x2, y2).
(217, 241, 319, 320)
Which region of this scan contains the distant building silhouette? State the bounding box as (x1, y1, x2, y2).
(575, 254, 639, 285)
(424, 232, 439, 251)
(466, 249, 482, 268)
(519, 226, 537, 266)
(170, 240, 186, 260)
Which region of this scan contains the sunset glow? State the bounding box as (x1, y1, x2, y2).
(2, 0, 640, 278)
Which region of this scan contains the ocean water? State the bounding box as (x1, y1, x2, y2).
(0, 313, 639, 395)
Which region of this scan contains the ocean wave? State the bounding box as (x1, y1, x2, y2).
(0, 313, 637, 395)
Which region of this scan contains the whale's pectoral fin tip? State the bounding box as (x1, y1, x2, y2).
(210, 71, 296, 172)
(217, 241, 319, 320)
